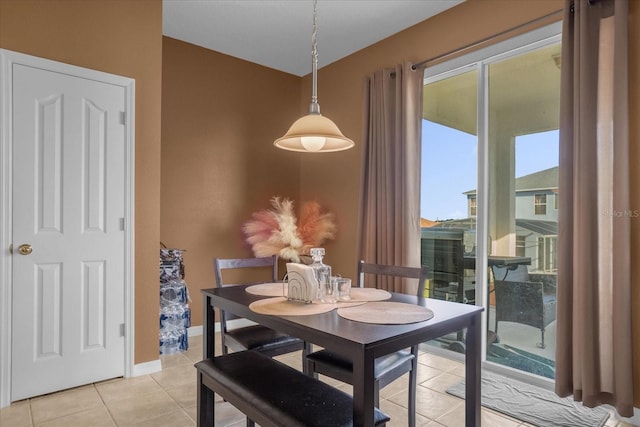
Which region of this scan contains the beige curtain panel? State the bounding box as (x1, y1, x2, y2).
(359, 63, 423, 293)
(555, 0, 633, 417)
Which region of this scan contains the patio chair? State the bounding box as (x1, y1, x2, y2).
(491, 264, 556, 349)
(305, 260, 428, 427)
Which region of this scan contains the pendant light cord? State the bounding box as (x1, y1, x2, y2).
(309, 0, 320, 114)
(273, 0, 354, 152)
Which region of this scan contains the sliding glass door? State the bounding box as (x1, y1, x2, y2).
(420, 24, 561, 380)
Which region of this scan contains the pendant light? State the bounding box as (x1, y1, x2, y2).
(274, 0, 354, 153)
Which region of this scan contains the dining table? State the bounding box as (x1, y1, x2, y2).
(201, 284, 484, 427)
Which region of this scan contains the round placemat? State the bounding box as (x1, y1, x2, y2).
(249, 297, 336, 316)
(337, 301, 434, 324)
(245, 282, 285, 297)
(335, 300, 367, 308)
(347, 287, 392, 302)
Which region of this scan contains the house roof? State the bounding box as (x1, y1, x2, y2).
(516, 219, 557, 235)
(464, 166, 558, 195)
(420, 218, 441, 228)
(514, 166, 558, 192)
(420, 217, 557, 236)
(424, 217, 476, 230)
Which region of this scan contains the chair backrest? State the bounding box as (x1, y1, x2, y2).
(213, 255, 278, 328)
(214, 255, 278, 289)
(358, 260, 428, 297)
(491, 264, 529, 282)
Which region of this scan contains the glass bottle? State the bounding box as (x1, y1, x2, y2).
(309, 248, 334, 303)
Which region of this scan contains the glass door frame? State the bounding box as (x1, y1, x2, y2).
(422, 21, 561, 386)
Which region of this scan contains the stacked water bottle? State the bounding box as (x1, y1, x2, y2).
(159, 248, 191, 355)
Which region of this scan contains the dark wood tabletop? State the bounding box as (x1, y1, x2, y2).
(202, 285, 483, 426)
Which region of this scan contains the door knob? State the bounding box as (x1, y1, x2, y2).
(18, 244, 33, 255)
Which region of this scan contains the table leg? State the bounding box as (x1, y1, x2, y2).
(352, 351, 376, 426)
(199, 295, 216, 426)
(203, 295, 215, 360)
(197, 370, 215, 427)
(465, 312, 482, 427)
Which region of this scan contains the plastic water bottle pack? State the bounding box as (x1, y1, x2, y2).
(159, 303, 191, 329)
(159, 247, 191, 355)
(159, 326, 188, 356)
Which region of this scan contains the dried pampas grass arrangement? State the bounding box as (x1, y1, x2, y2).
(242, 197, 336, 262)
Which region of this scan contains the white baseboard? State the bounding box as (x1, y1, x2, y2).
(130, 325, 202, 377)
(188, 325, 202, 337)
(129, 320, 255, 378)
(131, 359, 162, 377)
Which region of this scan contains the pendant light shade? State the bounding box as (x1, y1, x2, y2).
(274, 113, 354, 152)
(274, 0, 353, 153)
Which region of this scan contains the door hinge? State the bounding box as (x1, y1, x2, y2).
(120, 323, 125, 337)
(120, 217, 125, 231)
(119, 111, 126, 125)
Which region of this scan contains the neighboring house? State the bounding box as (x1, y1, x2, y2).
(503, 167, 558, 272)
(464, 166, 558, 221)
(430, 166, 559, 273)
(513, 167, 559, 221)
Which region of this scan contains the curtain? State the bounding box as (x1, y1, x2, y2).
(555, 0, 633, 417)
(358, 62, 423, 293)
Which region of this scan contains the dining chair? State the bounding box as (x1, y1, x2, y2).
(305, 260, 428, 427)
(214, 256, 311, 368)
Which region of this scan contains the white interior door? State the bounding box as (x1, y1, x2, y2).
(10, 62, 127, 401)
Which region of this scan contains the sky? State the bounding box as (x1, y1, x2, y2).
(421, 120, 559, 221)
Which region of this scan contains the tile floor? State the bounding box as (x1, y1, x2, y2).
(0, 334, 633, 427)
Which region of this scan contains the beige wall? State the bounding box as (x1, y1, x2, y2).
(0, 0, 163, 364)
(161, 37, 301, 327)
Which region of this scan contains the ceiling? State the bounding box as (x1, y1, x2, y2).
(163, 0, 464, 77)
(423, 43, 562, 137)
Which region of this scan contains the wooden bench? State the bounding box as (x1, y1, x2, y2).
(196, 350, 390, 427)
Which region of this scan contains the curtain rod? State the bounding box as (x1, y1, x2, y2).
(410, 8, 563, 71)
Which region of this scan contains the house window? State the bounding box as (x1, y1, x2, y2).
(554, 192, 559, 210)
(516, 235, 526, 257)
(534, 194, 547, 215)
(469, 197, 477, 217)
(538, 235, 557, 272)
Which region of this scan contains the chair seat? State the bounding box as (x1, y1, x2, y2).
(306, 348, 414, 382)
(226, 324, 303, 353)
